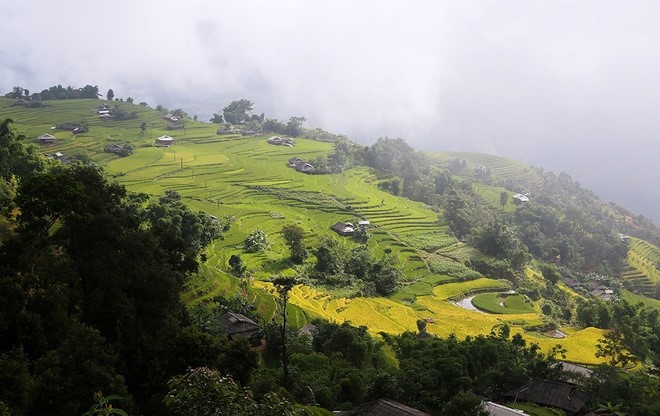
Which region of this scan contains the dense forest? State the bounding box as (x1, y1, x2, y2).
(1, 89, 660, 416)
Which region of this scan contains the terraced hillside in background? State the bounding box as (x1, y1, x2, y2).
(0, 97, 625, 364)
(429, 151, 545, 191)
(621, 237, 660, 298)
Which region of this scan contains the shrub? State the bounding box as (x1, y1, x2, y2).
(244, 229, 269, 252)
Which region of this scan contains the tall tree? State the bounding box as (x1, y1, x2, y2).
(272, 277, 297, 390)
(282, 224, 307, 264)
(106, 89, 114, 101)
(222, 99, 254, 124)
(285, 116, 306, 137)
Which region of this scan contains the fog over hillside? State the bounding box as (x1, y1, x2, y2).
(2, 0, 659, 222)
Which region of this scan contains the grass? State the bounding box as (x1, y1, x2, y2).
(620, 290, 660, 310)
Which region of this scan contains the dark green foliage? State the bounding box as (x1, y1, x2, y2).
(36, 84, 100, 100)
(442, 390, 488, 416)
(263, 118, 287, 134)
(576, 298, 660, 369)
(229, 254, 247, 277)
(223, 99, 254, 124)
(286, 116, 306, 137)
(109, 106, 138, 121)
(106, 89, 114, 101)
(0, 119, 49, 183)
(312, 239, 400, 296)
(471, 220, 528, 270)
(26, 321, 128, 416)
(313, 237, 345, 276)
(0, 163, 228, 414)
(82, 391, 128, 416)
(165, 367, 300, 416)
(282, 224, 307, 264)
(584, 366, 660, 416)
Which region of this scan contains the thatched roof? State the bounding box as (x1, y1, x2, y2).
(335, 399, 429, 416)
(503, 378, 590, 413)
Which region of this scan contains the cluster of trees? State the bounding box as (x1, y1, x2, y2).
(0, 119, 241, 414)
(210, 99, 307, 137)
(311, 239, 401, 296)
(343, 137, 638, 279)
(6, 84, 100, 101)
(575, 298, 660, 370)
(237, 226, 395, 296)
(254, 315, 660, 415)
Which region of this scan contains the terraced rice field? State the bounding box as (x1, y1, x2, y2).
(429, 151, 545, 190)
(0, 98, 608, 363)
(621, 238, 659, 298)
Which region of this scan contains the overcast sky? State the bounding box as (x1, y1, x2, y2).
(2, 1, 659, 222)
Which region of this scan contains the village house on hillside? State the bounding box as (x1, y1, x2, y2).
(45, 152, 73, 164)
(513, 193, 530, 204)
(216, 125, 239, 135)
(37, 133, 56, 145)
(104, 143, 125, 154)
(503, 378, 590, 414)
(162, 113, 180, 123)
(287, 157, 315, 173)
(331, 222, 355, 236)
(335, 399, 430, 416)
(155, 135, 176, 147)
(267, 136, 294, 147)
(218, 312, 260, 340)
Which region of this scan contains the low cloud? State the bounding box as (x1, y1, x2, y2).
(1, 0, 658, 221)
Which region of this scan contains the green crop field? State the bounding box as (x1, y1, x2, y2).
(0, 98, 610, 363)
(622, 238, 659, 297)
(621, 290, 660, 310)
(471, 293, 535, 314)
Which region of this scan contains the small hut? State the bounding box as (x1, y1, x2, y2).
(155, 135, 176, 147)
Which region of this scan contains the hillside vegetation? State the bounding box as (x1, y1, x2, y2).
(1, 96, 659, 366)
(2, 92, 660, 415)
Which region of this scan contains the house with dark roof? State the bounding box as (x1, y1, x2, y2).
(267, 136, 295, 146)
(335, 399, 430, 416)
(288, 157, 304, 167)
(295, 162, 315, 173)
(218, 312, 261, 341)
(503, 378, 590, 414)
(162, 113, 180, 123)
(331, 222, 355, 236)
(104, 144, 125, 154)
(38, 133, 57, 145)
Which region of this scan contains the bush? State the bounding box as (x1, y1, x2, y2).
(244, 229, 269, 252)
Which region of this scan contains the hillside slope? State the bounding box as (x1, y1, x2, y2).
(3, 97, 658, 364)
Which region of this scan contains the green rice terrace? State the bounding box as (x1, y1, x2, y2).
(5, 97, 660, 365)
